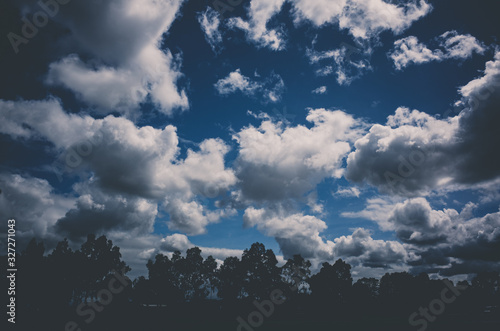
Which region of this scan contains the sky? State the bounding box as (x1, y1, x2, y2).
(0, 0, 499, 280)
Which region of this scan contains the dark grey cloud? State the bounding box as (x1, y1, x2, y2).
(348, 196, 500, 276)
(346, 51, 500, 196)
(54, 185, 157, 240)
(0, 172, 73, 239)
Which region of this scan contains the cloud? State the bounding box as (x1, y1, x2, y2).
(346, 52, 500, 195)
(312, 86, 327, 94)
(55, 184, 158, 240)
(387, 198, 453, 245)
(40, 0, 189, 117)
(227, 0, 286, 50)
(164, 199, 236, 235)
(291, 0, 431, 39)
(0, 98, 237, 237)
(243, 206, 407, 269)
(307, 40, 372, 85)
(243, 206, 334, 260)
(214, 69, 285, 103)
(160, 233, 244, 261)
(334, 186, 361, 198)
(389, 31, 485, 70)
(346, 107, 459, 196)
(439, 31, 486, 59)
(214, 69, 261, 95)
(233, 108, 364, 204)
(0, 173, 74, 242)
(290, 0, 346, 26)
(198, 7, 223, 54)
(227, 0, 431, 51)
(333, 228, 408, 268)
(342, 196, 403, 230)
(345, 197, 500, 275)
(389, 36, 443, 70)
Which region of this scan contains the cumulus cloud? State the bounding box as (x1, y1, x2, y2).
(0, 98, 237, 237)
(291, 0, 431, 39)
(333, 228, 408, 268)
(164, 199, 236, 235)
(198, 7, 223, 54)
(389, 31, 485, 70)
(389, 36, 443, 70)
(55, 184, 157, 240)
(227, 0, 286, 50)
(243, 206, 407, 268)
(344, 197, 500, 275)
(0, 173, 74, 243)
(233, 108, 364, 204)
(346, 107, 459, 196)
(214, 69, 285, 103)
(39, 0, 189, 117)
(232, 0, 431, 51)
(438, 31, 486, 59)
(244, 206, 334, 260)
(346, 52, 500, 195)
(387, 198, 454, 245)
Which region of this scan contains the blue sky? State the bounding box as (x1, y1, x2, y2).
(1, 0, 499, 280)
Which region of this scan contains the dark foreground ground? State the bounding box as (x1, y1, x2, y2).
(10, 300, 500, 331)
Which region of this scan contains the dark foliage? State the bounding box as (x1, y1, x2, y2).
(3, 236, 499, 330)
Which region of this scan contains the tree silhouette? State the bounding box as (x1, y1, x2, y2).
(46, 238, 78, 307)
(181, 247, 208, 301)
(10, 237, 500, 330)
(281, 254, 311, 297)
(202, 255, 218, 298)
(145, 253, 183, 304)
(218, 256, 243, 301)
(309, 259, 353, 305)
(240, 242, 281, 301)
(77, 234, 130, 302)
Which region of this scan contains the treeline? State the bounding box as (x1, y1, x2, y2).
(3, 235, 500, 330)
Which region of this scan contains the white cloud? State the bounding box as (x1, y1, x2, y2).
(307, 41, 372, 85)
(0, 98, 237, 237)
(389, 36, 443, 70)
(198, 7, 223, 54)
(333, 228, 408, 268)
(214, 69, 261, 95)
(312, 86, 327, 94)
(45, 0, 189, 117)
(164, 199, 236, 235)
(243, 206, 408, 268)
(227, 0, 286, 50)
(0, 173, 74, 242)
(233, 108, 364, 203)
(335, 186, 361, 198)
(336, 0, 432, 39)
(347, 51, 500, 195)
(227, 0, 431, 51)
(290, 0, 346, 26)
(342, 196, 402, 231)
(343, 196, 500, 275)
(389, 31, 485, 70)
(292, 0, 431, 39)
(438, 31, 486, 59)
(160, 233, 244, 261)
(214, 69, 285, 103)
(244, 206, 334, 260)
